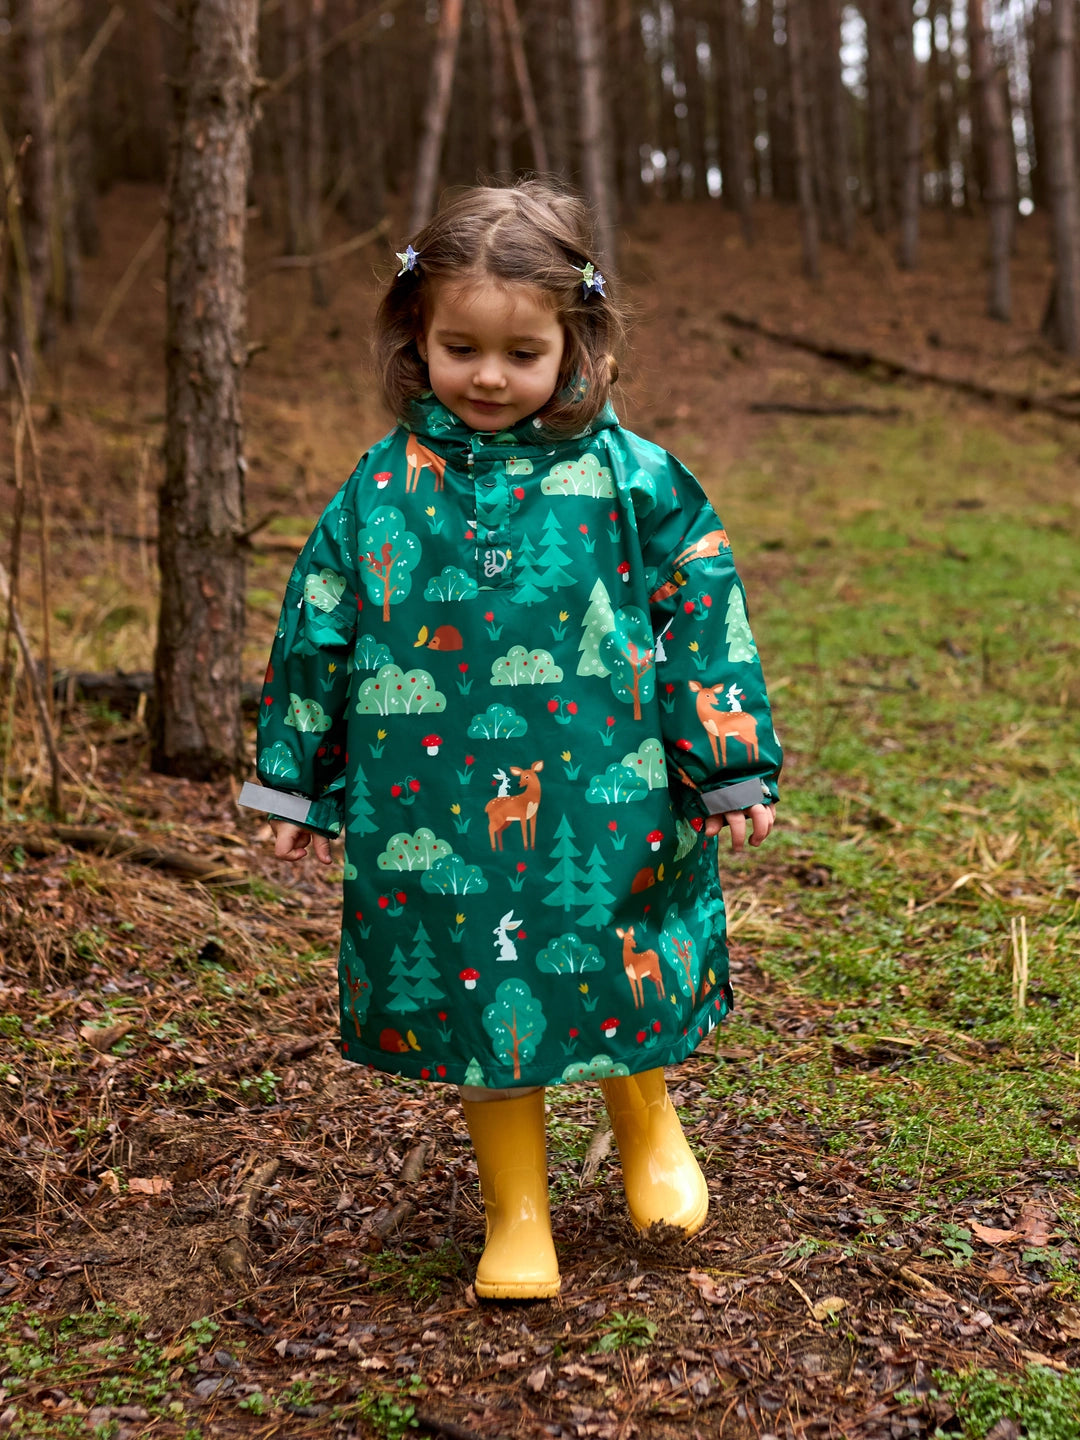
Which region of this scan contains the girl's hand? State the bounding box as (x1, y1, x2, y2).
(272, 821, 334, 866)
(703, 804, 776, 853)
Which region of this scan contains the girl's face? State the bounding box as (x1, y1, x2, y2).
(417, 279, 566, 432)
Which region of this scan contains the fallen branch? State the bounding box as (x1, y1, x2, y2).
(216, 1158, 280, 1280)
(370, 1141, 429, 1239)
(22, 825, 245, 883)
(722, 311, 1080, 421)
(748, 401, 904, 417)
(52, 670, 261, 716)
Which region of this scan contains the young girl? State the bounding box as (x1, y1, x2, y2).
(242, 181, 780, 1301)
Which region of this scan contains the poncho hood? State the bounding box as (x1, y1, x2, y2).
(402, 391, 621, 453)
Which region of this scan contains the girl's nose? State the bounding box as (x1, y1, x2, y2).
(474, 355, 507, 389)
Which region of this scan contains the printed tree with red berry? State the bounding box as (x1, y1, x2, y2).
(600, 605, 655, 720)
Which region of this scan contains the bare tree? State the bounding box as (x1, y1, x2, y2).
(501, 0, 549, 173)
(813, 0, 854, 248)
(715, 0, 754, 241)
(895, 0, 922, 268)
(152, 0, 259, 779)
(969, 0, 1013, 317)
(866, 0, 894, 233)
(787, 0, 820, 278)
(305, 0, 327, 304)
(7, 0, 55, 387)
(410, 0, 464, 233)
(570, 0, 617, 266)
(1042, 0, 1080, 352)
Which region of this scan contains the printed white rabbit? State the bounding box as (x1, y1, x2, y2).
(493, 911, 523, 962)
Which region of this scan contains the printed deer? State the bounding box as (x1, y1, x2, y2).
(688, 680, 759, 767)
(615, 925, 666, 1008)
(404, 434, 447, 493)
(648, 529, 731, 602)
(485, 760, 544, 850)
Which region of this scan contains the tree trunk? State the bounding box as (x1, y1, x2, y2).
(716, 0, 754, 240)
(895, 0, 923, 270)
(569, 0, 618, 265)
(152, 0, 259, 780)
(767, 0, 795, 202)
(969, 0, 1011, 315)
(305, 0, 327, 304)
(502, 0, 549, 172)
(813, 0, 854, 248)
(679, 1, 710, 199)
(537, 0, 570, 176)
(8, 0, 55, 388)
(344, 15, 386, 231)
(613, 0, 644, 220)
(1043, 0, 1080, 353)
(410, 0, 464, 233)
(786, 0, 820, 278)
(486, 0, 512, 176)
(866, 0, 893, 233)
(279, 0, 306, 255)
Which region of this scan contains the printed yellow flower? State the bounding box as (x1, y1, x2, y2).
(688, 641, 699, 652)
(377, 729, 387, 739)
(561, 750, 571, 762)
(578, 983, 589, 995)
(327, 661, 337, 673)
(455, 913, 466, 925)
(426, 505, 436, 516)
(559, 610, 569, 622)
(450, 803, 461, 815)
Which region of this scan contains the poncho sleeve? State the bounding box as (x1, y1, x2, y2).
(253, 466, 362, 837)
(639, 451, 782, 821)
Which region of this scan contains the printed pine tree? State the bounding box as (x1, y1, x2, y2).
(511, 531, 548, 606)
(576, 578, 615, 676)
(348, 760, 379, 836)
(577, 845, 616, 929)
(408, 920, 446, 1004)
(542, 813, 589, 911)
(724, 585, 758, 662)
(385, 944, 420, 1013)
(536, 510, 576, 590)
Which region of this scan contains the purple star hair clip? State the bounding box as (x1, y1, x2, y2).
(576, 261, 606, 298)
(396, 244, 420, 277)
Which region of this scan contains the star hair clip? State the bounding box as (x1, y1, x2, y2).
(396, 244, 420, 277)
(575, 261, 606, 298)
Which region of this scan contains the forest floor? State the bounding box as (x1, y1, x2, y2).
(1, 189, 1079, 1440)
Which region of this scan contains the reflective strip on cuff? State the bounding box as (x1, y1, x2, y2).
(701, 778, 771, 814)
(238, 781, 313, 825)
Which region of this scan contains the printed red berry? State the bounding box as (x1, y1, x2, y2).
(548, 698, 559, 713)
(420, 1068, 431, 1079)
(390, 784, 402, 797)
(702, 594, 712, 607)
(684, 600, 696, 614)
(513, 486, 525, 500)
(378, 896, 390, 909)
(636, 1030, 646, 1044)
(436, 1065, 447, 1078)
(652, 1020, 662, 1033)
(395, 890, 407, 904)
(566, 701, 578, 714)
(408, 778, 421, 793)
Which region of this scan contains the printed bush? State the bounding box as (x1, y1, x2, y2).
(356, 664, 446, 715)
(541, 452, 615, 498)
(285, 693, 333, 733)
(620, 738, 667, 789)
(304, 568, 346, 612)
(490, 645, 563, 687)
(535, 933, 604, 975)
(424, 565, 479, 602)
(258, 740, 300, 783)
(560, 1057, 630, 1082)
(377, 828, 454, 871)
(354, 633, 395, 670)
(421, 855, 490, 895)
(467, 703, 528, 739)
(585, 763, 650, 805)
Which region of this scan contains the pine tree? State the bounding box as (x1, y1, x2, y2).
(576, 578, 615, 676)
(408, 920, 446, 1004)
(536, 510, 576, 591)
(385, 945, 420, 1013)
(349, 760, 379, 836)
(511, 530, 548, 606)
(543, 814, 589, 910)
(578, 845, 616, 929)
(724, 586, 758, 663)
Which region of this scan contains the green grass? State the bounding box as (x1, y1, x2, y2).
(703, 411, 1080, 1201)
(925, 1363, 1080, 1438)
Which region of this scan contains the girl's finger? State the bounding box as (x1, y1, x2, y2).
(726, 811, 747, 852)
(312, 835, 334, 866)
(748, 806, 773, 847)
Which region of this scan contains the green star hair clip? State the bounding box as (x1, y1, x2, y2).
(396, 244, 420, 277)
(576, 261, 606, 298)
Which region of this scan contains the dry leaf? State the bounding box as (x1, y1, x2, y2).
(527, 1366, 550, 1392)
(98, 1170, 121, 1194)
(80, 1021, 132, 1053)
(687, 1268, 726, 1305)
(127, 1176, 172, 1196)
(1056, 1304, 1080, 1340)
(1020, 1348, 1068, 1372)
(811, 1296, 846, 1322)
(971, 1223, 1019, 1247)
(1017, 1203, 1053, 1248)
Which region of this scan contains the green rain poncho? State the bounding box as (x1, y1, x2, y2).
(251, 396, 781, 1088)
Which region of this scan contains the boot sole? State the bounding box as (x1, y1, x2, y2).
(628, 1181, 710, 1238)
(475, 1276, 562, 1300)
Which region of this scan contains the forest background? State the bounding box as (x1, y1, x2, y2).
(1, 1, 1080, 1438)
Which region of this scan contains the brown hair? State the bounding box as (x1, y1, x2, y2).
(374, 180, 626, 437)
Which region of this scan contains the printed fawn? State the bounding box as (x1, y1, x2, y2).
(616, 925, 666, 1008)
(404, 434, 447, 493)
(688, 680, 759, 767)
(485, 761, 544, 851)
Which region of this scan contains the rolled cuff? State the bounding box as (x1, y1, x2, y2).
(700, 776, 776, 815)
(238, 781, 343, 838)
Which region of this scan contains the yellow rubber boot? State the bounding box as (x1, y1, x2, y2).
(461, 1089, 561, 1300)
(599, 1068, 709, 1235)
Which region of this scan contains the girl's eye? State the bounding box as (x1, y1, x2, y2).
(444, 344, 473, 357)
(511, 351, 539, 362)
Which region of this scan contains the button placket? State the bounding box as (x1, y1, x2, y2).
(473, 459, 514, 591)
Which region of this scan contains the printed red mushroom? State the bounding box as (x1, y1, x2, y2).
(373, 471, 392, 489)
(460, 968, 480, 991)
(617, 560, 631, 583)
(647, 829, 663, 852)
(422, 734, 442, 756)
(676, 738, 693, 751)
(601, 1016, 620, 1039)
